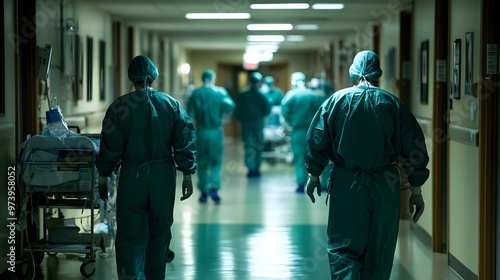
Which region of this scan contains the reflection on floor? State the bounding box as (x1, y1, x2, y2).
(13, 142, 463, 280)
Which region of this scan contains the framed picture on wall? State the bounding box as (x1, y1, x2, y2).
(420, 40, 429, 104)
(86, 36, 93, 101)
(99, 40, 106, 101)
(453, 39, 462, 99)
(465, 32, 473, 95)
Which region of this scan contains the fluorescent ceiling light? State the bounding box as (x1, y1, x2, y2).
(247, 24, 293, 31)
(311, 3, 345, 10)
(250, 3, 309, 9)
(185, 13, 250, 19)
(246, 45, 280, 53)
(295, 24, 319, 30)
(247, 35, 285, 42)
(286, 35, 305, 42)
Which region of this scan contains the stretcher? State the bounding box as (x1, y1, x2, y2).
(16, 134, 109, 277)
(262, 106, 293, 165)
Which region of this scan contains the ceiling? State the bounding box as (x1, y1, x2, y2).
(81, 0, 409, 53)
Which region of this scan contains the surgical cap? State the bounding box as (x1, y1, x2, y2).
(249, 72, 263, 84)
(201, 69, 216, 82)
(291, 72, 306, 82)
(264, 76, 275, 85)
(349, 50, 383, 81)
(128, 55, 159, 83)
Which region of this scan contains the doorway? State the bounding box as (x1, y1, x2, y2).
(216, 62, 289, 141)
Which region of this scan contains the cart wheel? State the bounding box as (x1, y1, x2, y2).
(47, 252, 58, 256)
(80, 261, 96, 277)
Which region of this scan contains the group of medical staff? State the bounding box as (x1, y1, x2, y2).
(95, 50, 429, 280)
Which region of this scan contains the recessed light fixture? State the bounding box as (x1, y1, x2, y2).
(311, 3, 345, 10)
(286, 35, 305, 42)
(246, 45, 280, 53)
(185, 13, 251, 19)
(250, 3, 309, 9)
(247, 24, 293, 31)
(295, 24, 319, 30)
(247, 35, 285, 42)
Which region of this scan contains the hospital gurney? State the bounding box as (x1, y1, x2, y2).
(17, 134, 103, 277)
(262, 106, 293, 165)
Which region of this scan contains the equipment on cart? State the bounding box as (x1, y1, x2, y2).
(16, 134, 113, 278)
(262, 106, 293, 165)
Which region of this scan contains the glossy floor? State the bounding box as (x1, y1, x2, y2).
(13, 142, 462, 280)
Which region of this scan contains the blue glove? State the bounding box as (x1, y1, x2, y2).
(306, 174, 321, 203)
(180, 174, 193, 201)
(409, 186, 425, 223)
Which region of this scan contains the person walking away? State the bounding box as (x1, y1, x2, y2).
(304, 50, 428, 279)
(96, 55, 197, 280)
(186, 69, 235, 204)
(233, 72, 271, 178)
(281, 72, 325, 193)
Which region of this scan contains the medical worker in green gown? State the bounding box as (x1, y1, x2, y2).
(96, 55, 197, 280)
(186, 69, 235, 203)
(304, 50, 429, 280)
(281, 72, 325, 193)
(234, 72, 271, 178)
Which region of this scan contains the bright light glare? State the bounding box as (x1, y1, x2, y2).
(295, 24, 319, 30)
(311, 3, 345, 10)
(246, 45, 280, 53)
(180, 63, 191, 74)
(250, 3, 309, 9)
(247, 24, 293, 31)
(186, 13, 250, 19)
(286, 35, 305, 42)
(247, 35, 285, 42)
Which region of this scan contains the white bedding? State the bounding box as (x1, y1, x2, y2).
(20, 135, 99, 190)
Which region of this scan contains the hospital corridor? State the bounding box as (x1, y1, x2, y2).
(9, 141, 461, 280)
(1, 0, 499, 279)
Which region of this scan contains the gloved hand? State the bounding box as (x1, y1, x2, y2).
(306, 174, 321, 203)
(409, 186, 425, 223)
(98, 176, 109, 202)
(180, 174, 193, 201)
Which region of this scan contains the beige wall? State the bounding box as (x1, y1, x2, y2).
(448, 0, 481, 275)
(379, 16, 400, 97)
(411, 0, 436, 246)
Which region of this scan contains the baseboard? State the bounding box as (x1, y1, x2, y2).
(411, 222, 433, 249)
(449, 253, 478, 280)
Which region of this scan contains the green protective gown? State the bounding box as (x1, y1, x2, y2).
(305, 84, 430, 279)
(281, 87, 325, 187)
(234, 85, 271, 173)
(186, 85, 235, 192)
(264, 87, 284, 106)
(96, 89, 196, 280)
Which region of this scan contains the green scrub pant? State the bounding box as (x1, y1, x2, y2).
(327, 166, 401, 280)
(290, 128, 308, 186)
(115, 160, 176, 280)
(196, 127, 224, 192)
(240, 120, 265, 171)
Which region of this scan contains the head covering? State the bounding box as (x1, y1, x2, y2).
(349, 50, 383, 81)
(201, 69, 216, 83)
(291, 72, 306, 82)
(264, 76, 275, 86)
(128, 55, 159, 83)
(249, 72, 263, 85)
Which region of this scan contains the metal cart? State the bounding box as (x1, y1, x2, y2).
(17, 135, 101, 278)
